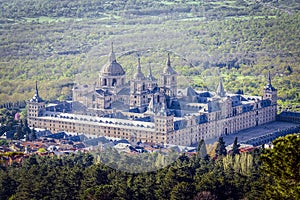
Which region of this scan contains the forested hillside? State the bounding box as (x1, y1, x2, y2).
(0, 0, 299, 111)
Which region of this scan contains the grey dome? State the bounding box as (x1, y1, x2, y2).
(101, 43, 125, 76)
(101, 61, 125, 76)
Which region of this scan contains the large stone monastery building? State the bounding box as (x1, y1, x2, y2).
(27, 45, 277, 146)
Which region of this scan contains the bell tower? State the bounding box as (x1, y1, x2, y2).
(160, 53, 177, 98)
(130, 57, 148, 112)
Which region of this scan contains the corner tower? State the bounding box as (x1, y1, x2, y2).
(263, 71, 277, 105)
(27, 81, 45, 127)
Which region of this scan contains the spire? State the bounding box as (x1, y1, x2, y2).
(163, 53, 177, 75)
(35, 80, 39, 97)
(166, 53, 171, 67)
(264, 70, 277, 91)
(30, 81, 43, 103)
(216, 77, 226, 97)
(146, 95, 155, 114)
(268, 70, 272, 86)
(101, 42, 125, 76)
(137, 56, 142, 74)
(134, 55, 145, 80)
(109, 42, 116, 63)
(147, 62, 157, 81)
(149, 62, 153, 77)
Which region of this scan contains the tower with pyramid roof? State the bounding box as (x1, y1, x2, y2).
(160, 53, 177, 98)
(263, 71, 277, 105)
(130, 56, 149, 111)
(27, 81, 45, 126)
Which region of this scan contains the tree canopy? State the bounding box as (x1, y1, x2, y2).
(1, 134, 298, 199)
(261, 134, 300, 199)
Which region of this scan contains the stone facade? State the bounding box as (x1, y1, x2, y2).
(27, 46, 277, 146)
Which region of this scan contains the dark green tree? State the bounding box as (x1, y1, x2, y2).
(231, 137, 240, 156)
(30, 128, 37, 141)
(0, 171, 18, 200)
(83, 184, 117, 200)
(14, 125, 24, 140)
(170, 182, 194, 200)
(260, 134, 300, 199)
(215, 136, 227, 157)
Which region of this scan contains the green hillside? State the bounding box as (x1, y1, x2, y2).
(0, 0, 299, 111)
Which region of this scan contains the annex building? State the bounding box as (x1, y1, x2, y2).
(27, 45, 277, 146)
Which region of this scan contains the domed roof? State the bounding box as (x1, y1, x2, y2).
(101, 61, 125, 76)
(100, 43, 125, 76)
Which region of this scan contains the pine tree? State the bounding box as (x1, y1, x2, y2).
(215, 136, 227, 157)
(261, 134, 300, 199)
(31, 128, 37, 141)
(232, 137, 240, 156)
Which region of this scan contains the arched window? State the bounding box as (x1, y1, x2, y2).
(112, 79, 117, 86)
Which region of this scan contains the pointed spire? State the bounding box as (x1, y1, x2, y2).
(137, 56, 142, 74)
(147, 95, 155, 114)
(35, 80, 39, 96)
(216, 77, 226, 97)
(147, 62, 157, 81)
(166, 52, 171, 67)
(264, 70, 277, 91)
(109, 42, 116, 63)
(30, 81, 43, 102)
(134, 55, 145, 80)
(163, 53, 177, 75)
(268, 70, 272, 86)
(149, 62, 153, 77)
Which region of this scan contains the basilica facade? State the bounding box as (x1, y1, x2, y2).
(27, 45, 277, 146)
